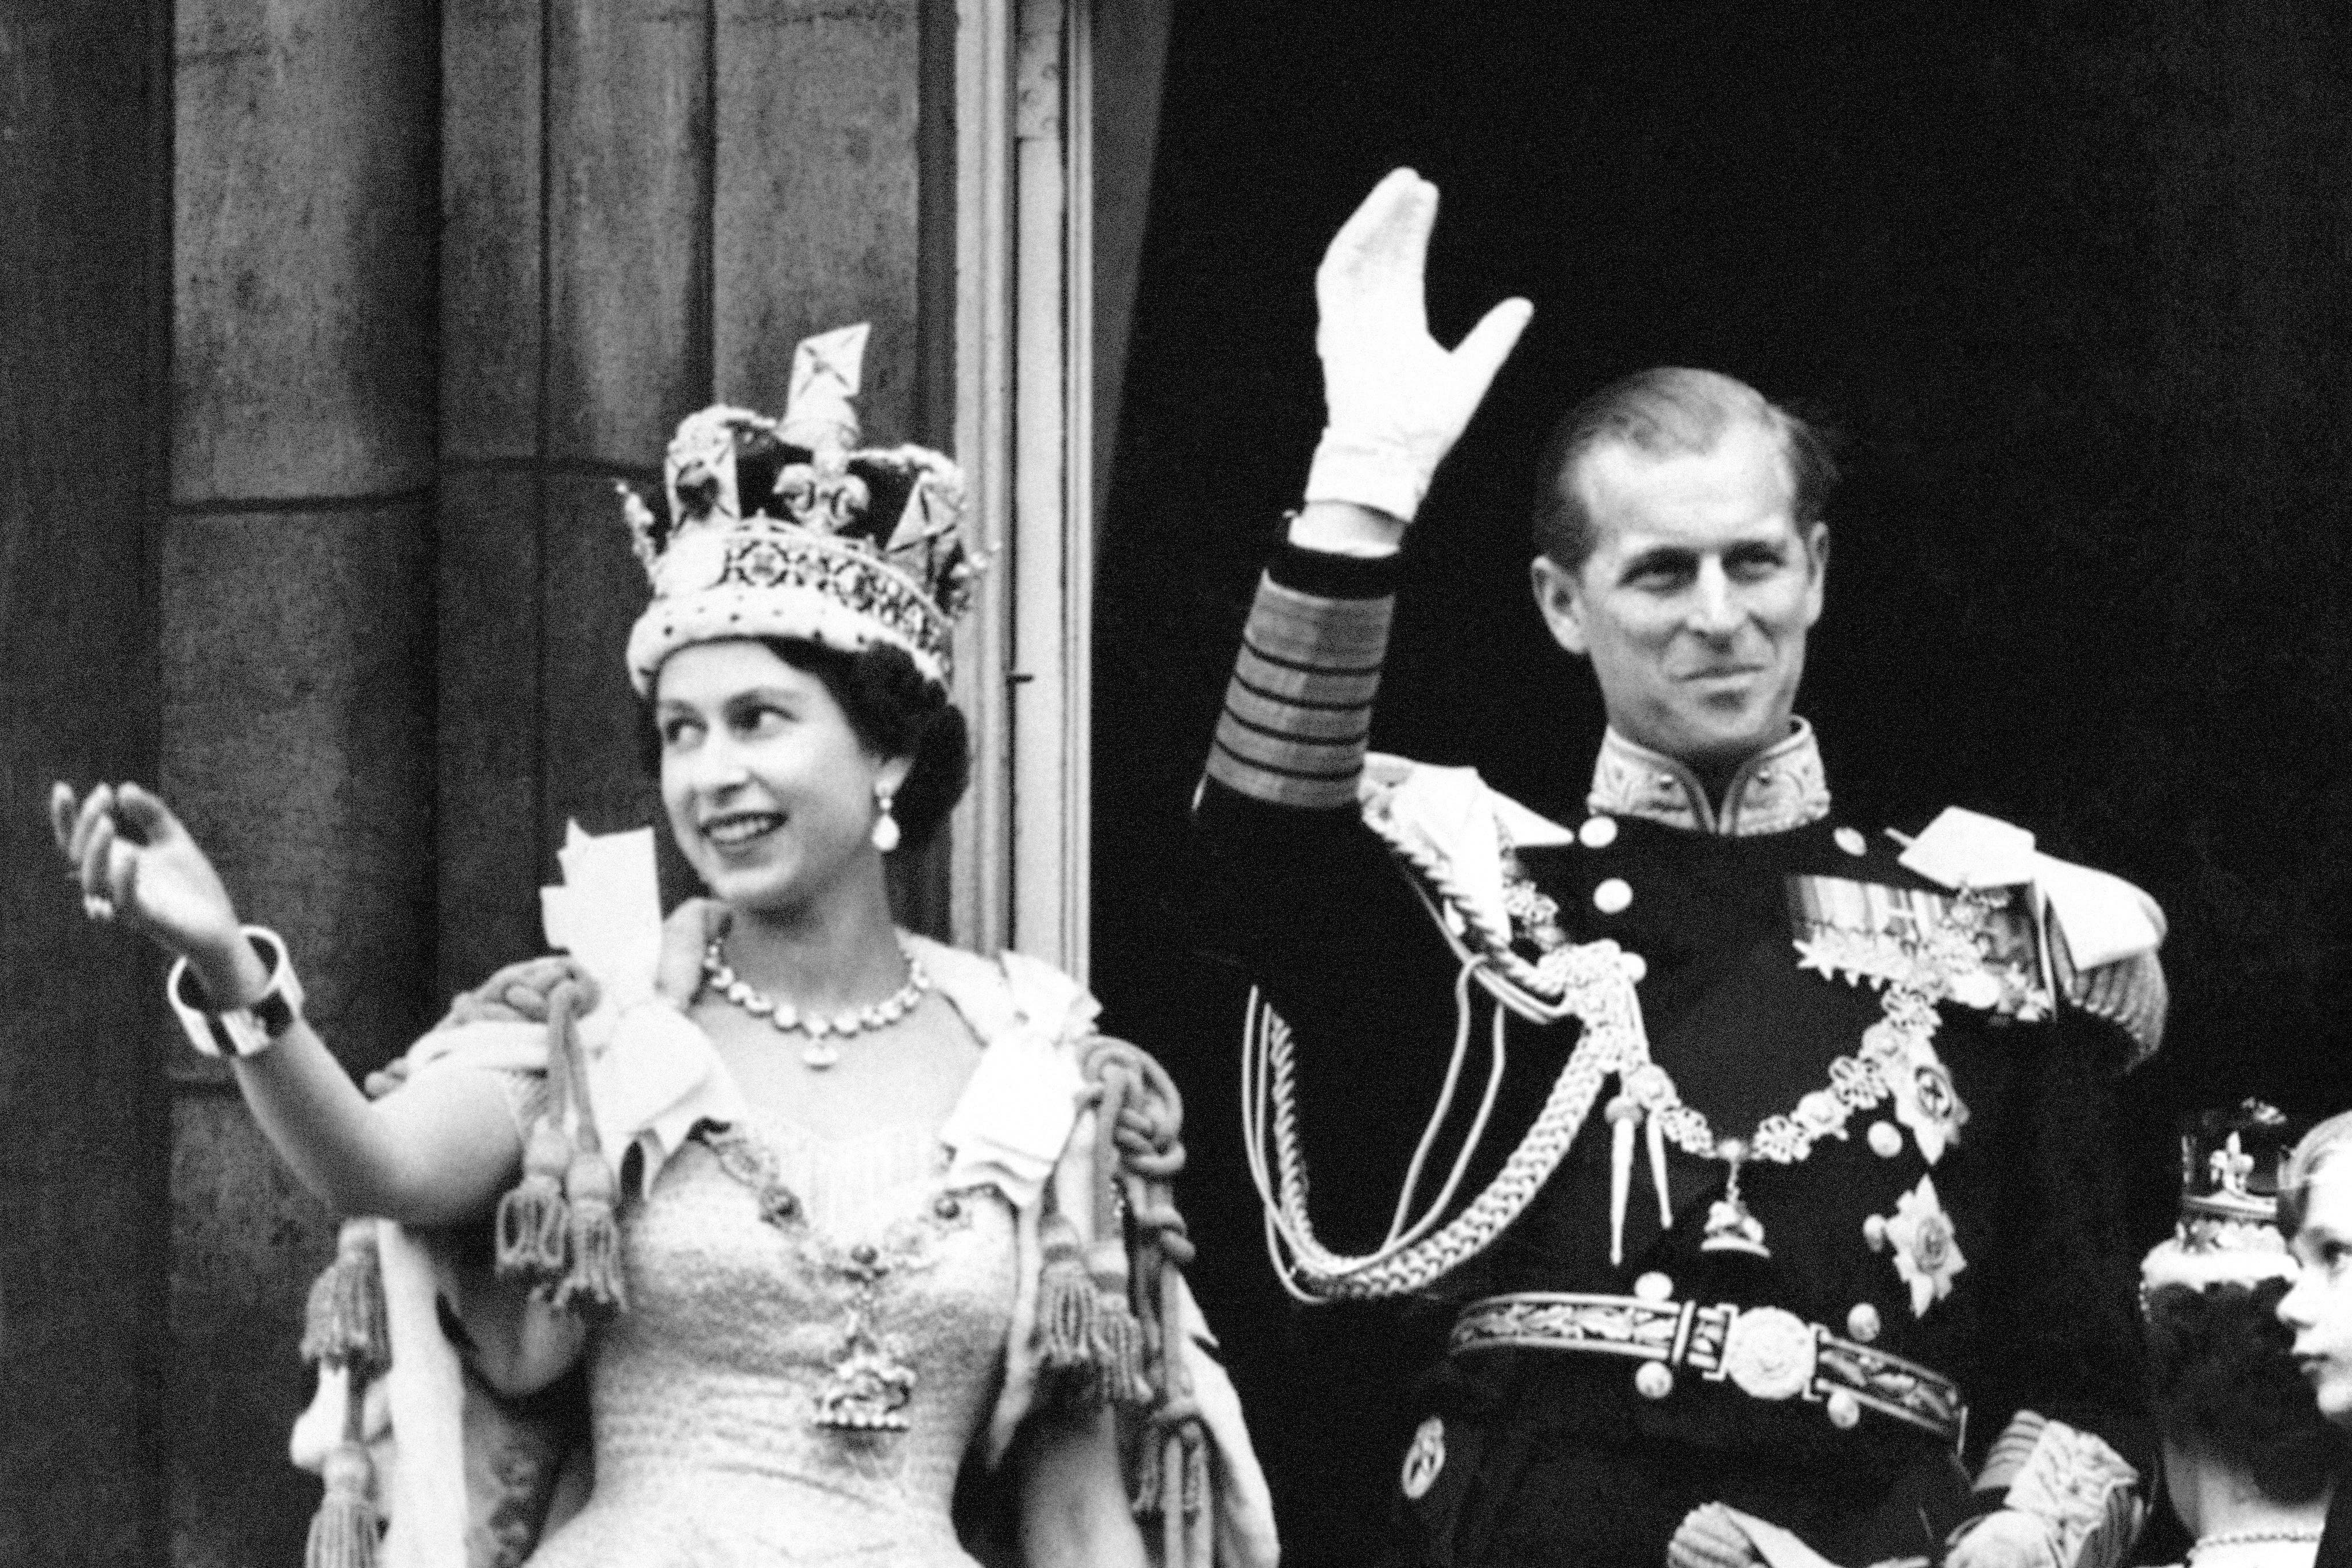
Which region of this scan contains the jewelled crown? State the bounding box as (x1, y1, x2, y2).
(2141, 1099, 2301, 1296)
(619, 323, 977, 694)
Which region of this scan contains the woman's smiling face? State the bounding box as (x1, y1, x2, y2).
(654, 640, 906, 917)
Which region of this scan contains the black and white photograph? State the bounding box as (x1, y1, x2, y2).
(6, 3, 2351, 1566)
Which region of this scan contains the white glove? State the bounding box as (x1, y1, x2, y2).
(1303, 168, 1534, 524)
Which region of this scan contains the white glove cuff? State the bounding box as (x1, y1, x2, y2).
(1303, 431, 1429, 524)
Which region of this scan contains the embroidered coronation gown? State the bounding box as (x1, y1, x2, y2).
(523, 1109, 1019, 1568)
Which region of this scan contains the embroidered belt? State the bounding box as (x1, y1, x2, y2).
(1449, 1292, 1967, 1447)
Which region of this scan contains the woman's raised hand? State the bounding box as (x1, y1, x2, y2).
(49, 781, 258, 1000)
(1302, 168, 1534, 528)
(51, 783, 531, 1225)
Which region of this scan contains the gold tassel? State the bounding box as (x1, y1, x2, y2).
(1092, 1291, 1151, 1407)
(555, 1147, 627, 1314)
(303, 1385, 381, 1568)
(495, 1117, 573, 1283)
(1037, 1215, 1100, 1380)
(545, 980, 624, 1313)
(300, 1219, 390, 1377)
(1084, 1228, 1150, 1406)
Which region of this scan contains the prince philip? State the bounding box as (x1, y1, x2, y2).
(1196, 170, 2169, 1568)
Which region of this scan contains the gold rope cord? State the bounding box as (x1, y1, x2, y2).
(1241, 810, 1653, 1299)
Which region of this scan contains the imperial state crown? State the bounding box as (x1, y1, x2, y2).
(619, 323, 977, 694)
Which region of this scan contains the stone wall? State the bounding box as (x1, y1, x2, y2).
(0, 5, 174, 1561)
(152, 0, 951, 1558)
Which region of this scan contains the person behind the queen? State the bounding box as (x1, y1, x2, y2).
(52, 326, 1274, 1568)
(1196, 169, 2169, 1568)
(2277, 1110, 2352, 1566)
(2136, 1105, 2346, 1568)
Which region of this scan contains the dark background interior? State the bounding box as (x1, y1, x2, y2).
(1095, 2, 2350, 1561)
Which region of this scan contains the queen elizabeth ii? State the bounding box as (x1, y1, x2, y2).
(53, 326, 1273, 1568)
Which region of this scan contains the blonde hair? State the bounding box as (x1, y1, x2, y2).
(2278, 1109, 2352, 1240)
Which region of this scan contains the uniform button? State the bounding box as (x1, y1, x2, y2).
(1633, 1271, 1673, 1302)
(1868, 1121, 1905, 1159)
(1846, 1303, 1882, 1343)
(1593, 878, 1633, 915)
(1835, 826, 1867, 857)
(1635, 1362, 1674, 1400)
(1579, 816, 1619, 850)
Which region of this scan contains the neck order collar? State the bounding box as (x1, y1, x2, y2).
(1587, 718, 1831, 837)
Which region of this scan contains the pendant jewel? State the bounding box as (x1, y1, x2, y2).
(1700, 1144, 1772, 1258)
(813, 1311, 919, 1431)
(704, 935, 933, 1069)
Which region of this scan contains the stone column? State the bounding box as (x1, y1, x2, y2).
(168, 2, 436, 1562)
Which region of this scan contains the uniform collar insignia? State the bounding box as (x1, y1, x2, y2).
(1587, 719, 1831, 837)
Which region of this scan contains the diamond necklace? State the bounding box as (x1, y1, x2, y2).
(702, 935, 934, 1069)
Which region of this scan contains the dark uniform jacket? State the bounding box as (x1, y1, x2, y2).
(1193, 543, 2160, 1568)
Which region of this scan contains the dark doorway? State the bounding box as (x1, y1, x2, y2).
(1095, 2, 2351, 1565)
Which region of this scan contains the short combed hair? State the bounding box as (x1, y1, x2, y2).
(1530, 367, 1839, 570)
(2280, 1109, 2352, 1241)
(2145, 1279, 2349, 1503)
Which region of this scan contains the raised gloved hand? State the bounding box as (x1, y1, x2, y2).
(1303, 168, 1534, 525)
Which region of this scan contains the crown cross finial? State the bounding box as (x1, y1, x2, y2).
(777, 323, 869, 454)
(2209, 1133, 2254, 1198)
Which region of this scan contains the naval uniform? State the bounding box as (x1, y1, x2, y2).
(1194, 543, 2161, 1568)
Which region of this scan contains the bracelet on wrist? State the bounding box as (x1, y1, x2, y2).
(168, 926, 306, 1060)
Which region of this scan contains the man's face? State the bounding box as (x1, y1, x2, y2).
(2280, 1152, 2352, 1425)
(1531, 421, 1827, 775)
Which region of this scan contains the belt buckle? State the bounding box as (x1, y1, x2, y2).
(1715, 1306, 1819, 1401)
